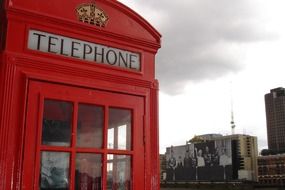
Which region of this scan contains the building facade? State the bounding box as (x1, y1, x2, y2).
(160, 154, 167, 181)
(235, 134, 258, 181)
(258, 154, 285, 186)
(265, 87, 285, 152)
(164, 134, 258, 182)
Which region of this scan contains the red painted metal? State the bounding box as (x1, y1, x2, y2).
(0, 0, 161, 189)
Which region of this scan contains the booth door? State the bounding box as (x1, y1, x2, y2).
(22, 80, 145, 190)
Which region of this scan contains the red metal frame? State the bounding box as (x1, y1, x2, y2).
(0, 0, 161, 189)
(23, 81, 144, 189)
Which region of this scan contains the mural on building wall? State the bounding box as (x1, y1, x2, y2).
(165, 139, 232, 181)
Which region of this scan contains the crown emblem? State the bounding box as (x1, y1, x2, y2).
(76, 3, 109, 27)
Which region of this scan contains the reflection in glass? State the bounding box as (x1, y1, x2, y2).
(77, 104, 104, 148)
(42, 100, 72, 146)
(108, 108, 132, 150)
(75, 153, 102, 190)
(107, 155, 131, 190)
(40, 151, 70, 189)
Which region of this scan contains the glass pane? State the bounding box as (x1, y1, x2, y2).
(42, 100, 72, 146)
(107, 155, 131, 190)
(108, 108, 132, 150)
(77, 104, 104, 148)
(75, 153, 102, 190)
(40, 151, 70, 189)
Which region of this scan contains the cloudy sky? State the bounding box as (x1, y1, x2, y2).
(118, 0, 285, 153)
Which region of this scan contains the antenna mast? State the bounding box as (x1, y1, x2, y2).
(230, 82, 236, 135)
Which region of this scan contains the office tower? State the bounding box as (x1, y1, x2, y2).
(265, 87, 285, 152)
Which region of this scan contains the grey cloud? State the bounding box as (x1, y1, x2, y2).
(120, 0, 274, 95)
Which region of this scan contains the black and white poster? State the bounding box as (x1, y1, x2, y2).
(165, 139, 232, 181)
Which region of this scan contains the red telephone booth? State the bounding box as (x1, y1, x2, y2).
(0, 0, 161, 189)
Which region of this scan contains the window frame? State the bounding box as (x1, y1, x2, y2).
(22, 80, 144, 190)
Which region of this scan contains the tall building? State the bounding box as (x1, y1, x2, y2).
(265, 87, 285, 152)
(164, 134, 258, 182)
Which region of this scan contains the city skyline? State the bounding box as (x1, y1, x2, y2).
(118, 0, 285, 153)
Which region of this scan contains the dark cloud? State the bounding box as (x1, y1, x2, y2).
(120, 0, 274, 95)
